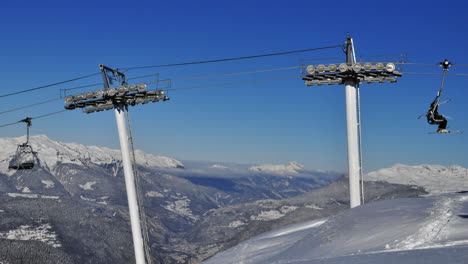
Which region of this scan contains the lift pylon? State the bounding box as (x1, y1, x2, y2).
(302, 37, 403, 208)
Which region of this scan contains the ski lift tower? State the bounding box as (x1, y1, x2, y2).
(64, 65, 169, 264)
(302, 37, 403, 208)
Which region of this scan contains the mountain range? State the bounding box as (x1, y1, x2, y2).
(0, 135, 449, 263)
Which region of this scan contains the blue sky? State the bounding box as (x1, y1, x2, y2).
(1, 0, 467, 172)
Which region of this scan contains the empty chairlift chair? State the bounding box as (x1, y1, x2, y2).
(9, 118, 36, 170)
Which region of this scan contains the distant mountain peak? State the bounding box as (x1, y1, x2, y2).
(248, 162, 305, 175)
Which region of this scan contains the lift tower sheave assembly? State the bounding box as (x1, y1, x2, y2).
(64, 65, 169, 264)
(302, 37, 403, 208)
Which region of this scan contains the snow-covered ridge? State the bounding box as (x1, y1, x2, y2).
(0, 135, 184, 174)
(366, 163, 468, 194)
(249, 161, 305, 175)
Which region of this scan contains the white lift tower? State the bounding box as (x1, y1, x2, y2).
(302, 37, 403, 208)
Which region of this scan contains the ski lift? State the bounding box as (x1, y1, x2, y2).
(419, 60, 461, 134)
(9, 117, 36, 170)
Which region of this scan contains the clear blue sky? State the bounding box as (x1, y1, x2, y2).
(1, 0, 467, 172)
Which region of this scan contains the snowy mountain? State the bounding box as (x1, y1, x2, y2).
(0, 135, 445, 263)
(366, 163, 468, 194)
(0, 135, 184, 177)
(0, 135, 348, 263)
(248, 162, 305, 176)
(204, 192, 468, 264)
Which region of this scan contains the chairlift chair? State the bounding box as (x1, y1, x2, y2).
(8, 117, 36, 170)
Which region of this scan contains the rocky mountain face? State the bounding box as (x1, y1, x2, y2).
(0, 135, 428, 263)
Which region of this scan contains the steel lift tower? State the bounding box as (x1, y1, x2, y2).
(64, 65, 169, 264)
(302, 37, 403, 208)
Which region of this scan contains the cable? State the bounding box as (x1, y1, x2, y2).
(0, 72, 101, 99)
(301, 57, 345, 62)
(127, 73, 160, 81)
(0, 66, 302, 118)
(0, 120, 22, 128)
(402, 72, 468, 76)
(399, 62, 468, 67)
(66, 66, 304, 90)
(121, 45, 343, 70)
(31, 110, 67, 119)
(0, 110, 67, 128)
(399, 62, 438, 66)
(132, 66, 304, 88)
(165, 66, 303, 83)
(167, 76, 299, 91)
(2, 67, 466, 119)
(61, 83, 103, 93)
(0, 98, 62, 116)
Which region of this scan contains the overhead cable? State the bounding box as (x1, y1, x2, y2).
(0, 72, 101, 99)
(399, 62, 468, 67)
(121, 45, 343, 70)
(0, 98, 62, 116)
(61, 82, 103, 93)
(0, 66, 303, 116)
(0, 110, 67, 128)
(403, 72, 468, 76)
(166, 76, 299, 91)
(165, 66, 303, 83)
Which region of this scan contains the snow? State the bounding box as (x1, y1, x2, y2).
(250, 206, 298, 221)
(366, 164, 468, 194)
(7, 193, 38, 198)
(162, 196, 198, 221)
(305, 204, 323, 210)
(145, 191, 164, 198)
(204, 193, 468, 264)
(270, 219, 327, 238)
(228, 220, 246, 228)
(78, 181, 97, 190)
(6, 193, 59, 199)
(249, 162, 304, 176)
(0, 223, 61, 248)
(0, 135, 184, 176)
(211, 164, 229, 169)
(80, 195, 96, 202)
(41, 180, 55, 188)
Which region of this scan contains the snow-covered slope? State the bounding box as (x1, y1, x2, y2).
(0, 135, 184, 176)
(366, 164, 468, 194)
(204, 193, 468, 264)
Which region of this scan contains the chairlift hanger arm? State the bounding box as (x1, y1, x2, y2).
(20, 117, 32, 127)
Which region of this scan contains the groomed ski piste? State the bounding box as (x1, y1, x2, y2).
(204, 188, 468, 263)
